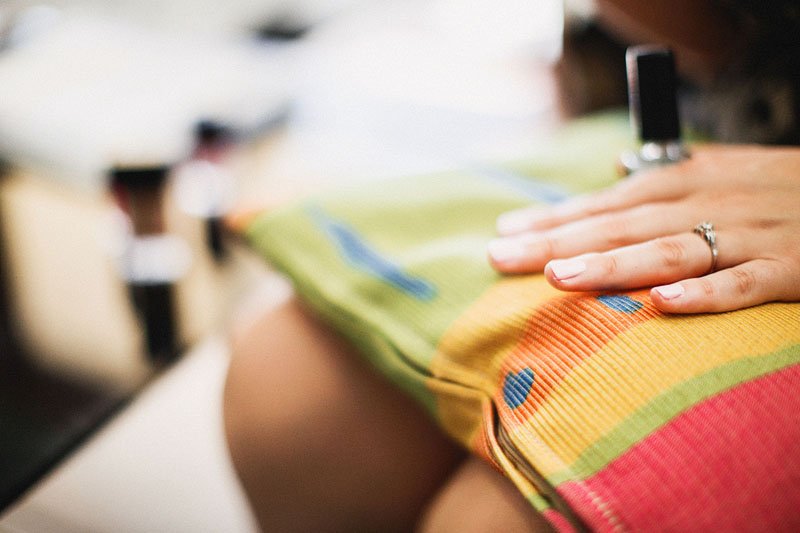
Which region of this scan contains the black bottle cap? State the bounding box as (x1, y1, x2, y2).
(195, 120, 233, 145)
(109, 164, 171, 190)
(626, 46, 681, 142)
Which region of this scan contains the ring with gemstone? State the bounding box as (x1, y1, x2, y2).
(693, 221, 718, 274)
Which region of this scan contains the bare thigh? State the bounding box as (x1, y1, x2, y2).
(418, 457, 554, 533)
(223, 296, 464, 532)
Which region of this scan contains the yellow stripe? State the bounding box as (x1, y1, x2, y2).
(429, 276, 560, 444)
(510, 303, 800, 477)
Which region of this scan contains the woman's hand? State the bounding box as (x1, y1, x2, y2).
(487, 145, 800, 313)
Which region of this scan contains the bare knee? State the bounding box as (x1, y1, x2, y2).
(418, 456, 553, 533)
(223, 297, 463, 531)
(223, 298, 362, 529)
(224, 299, 330, 472)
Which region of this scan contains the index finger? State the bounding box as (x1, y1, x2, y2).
(496, 160, 693, 236)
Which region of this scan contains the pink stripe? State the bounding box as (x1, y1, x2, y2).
(558, 364, 800, 532)
(543, 509, 578, 533)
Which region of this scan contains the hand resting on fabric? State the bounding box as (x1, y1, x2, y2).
(488, 144, 800, 314)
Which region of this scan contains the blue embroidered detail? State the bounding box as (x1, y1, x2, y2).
(597, 294, 644, 314)
(310, 208, 437, 300)
(503, 368, 535, 409)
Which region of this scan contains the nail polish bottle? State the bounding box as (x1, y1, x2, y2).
(619, 46, 689, 175)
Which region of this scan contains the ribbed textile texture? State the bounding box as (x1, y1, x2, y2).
(244, 112, 800, 531)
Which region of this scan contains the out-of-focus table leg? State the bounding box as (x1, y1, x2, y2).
(110, 165, 190, 364)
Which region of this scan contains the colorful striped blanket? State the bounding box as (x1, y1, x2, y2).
(244, 113, 800, 531)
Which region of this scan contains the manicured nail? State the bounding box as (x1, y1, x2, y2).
(496, 211, 533, 235)
(488, 238, 527, 263)
(654, 283, 685, 300)
(548, 258, 586, 280)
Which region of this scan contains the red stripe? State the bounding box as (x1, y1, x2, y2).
(543, 509, 578, 533)
(558, 363, 800, 532)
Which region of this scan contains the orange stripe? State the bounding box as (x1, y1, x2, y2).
(497, 290, 657, 428)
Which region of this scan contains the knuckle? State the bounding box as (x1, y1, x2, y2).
(602, 216, 634, 248)
(753, 217, 782, 231)
(600, 253, 619, 276)
(758, 260, 794, 300)
(731, 268, 758, 296)
(654, 237, 687, 268)
(699, 278, 717, 298)
(540, 236, 557, 259)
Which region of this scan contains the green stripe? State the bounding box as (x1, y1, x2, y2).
(528, 492, 552, 513)
(502, 110, 632, 193)
(246, 171, 526, 416)
(244, 110, 638, 419)
(549, 345, 800, 485)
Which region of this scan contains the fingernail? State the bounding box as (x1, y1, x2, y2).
(496, 211, 533, 235)
(488, 238, 527, 263)
(548, 258, 586, 280)
(654, 283, 685, 300)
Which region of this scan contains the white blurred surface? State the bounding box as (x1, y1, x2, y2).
(0, 9, 293, 192)
(3, 0, 357, 37)
(0, 0, 563, 192)
(0, 335, 260, 533)
(241, 0, 563, 197)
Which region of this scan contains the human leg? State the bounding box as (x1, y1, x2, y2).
(417, 456, 553, 533)
(223, 297, 464, 532)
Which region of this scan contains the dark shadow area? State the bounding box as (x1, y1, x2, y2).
(0, 169, 132, 511)
(0, 351, 129, 511)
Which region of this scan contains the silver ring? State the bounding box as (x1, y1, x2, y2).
(693, 221, 718, 273)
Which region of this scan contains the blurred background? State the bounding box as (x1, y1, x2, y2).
(0, 0, 584, 531)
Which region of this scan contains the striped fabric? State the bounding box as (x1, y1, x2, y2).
(243, 112, 800, 531)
